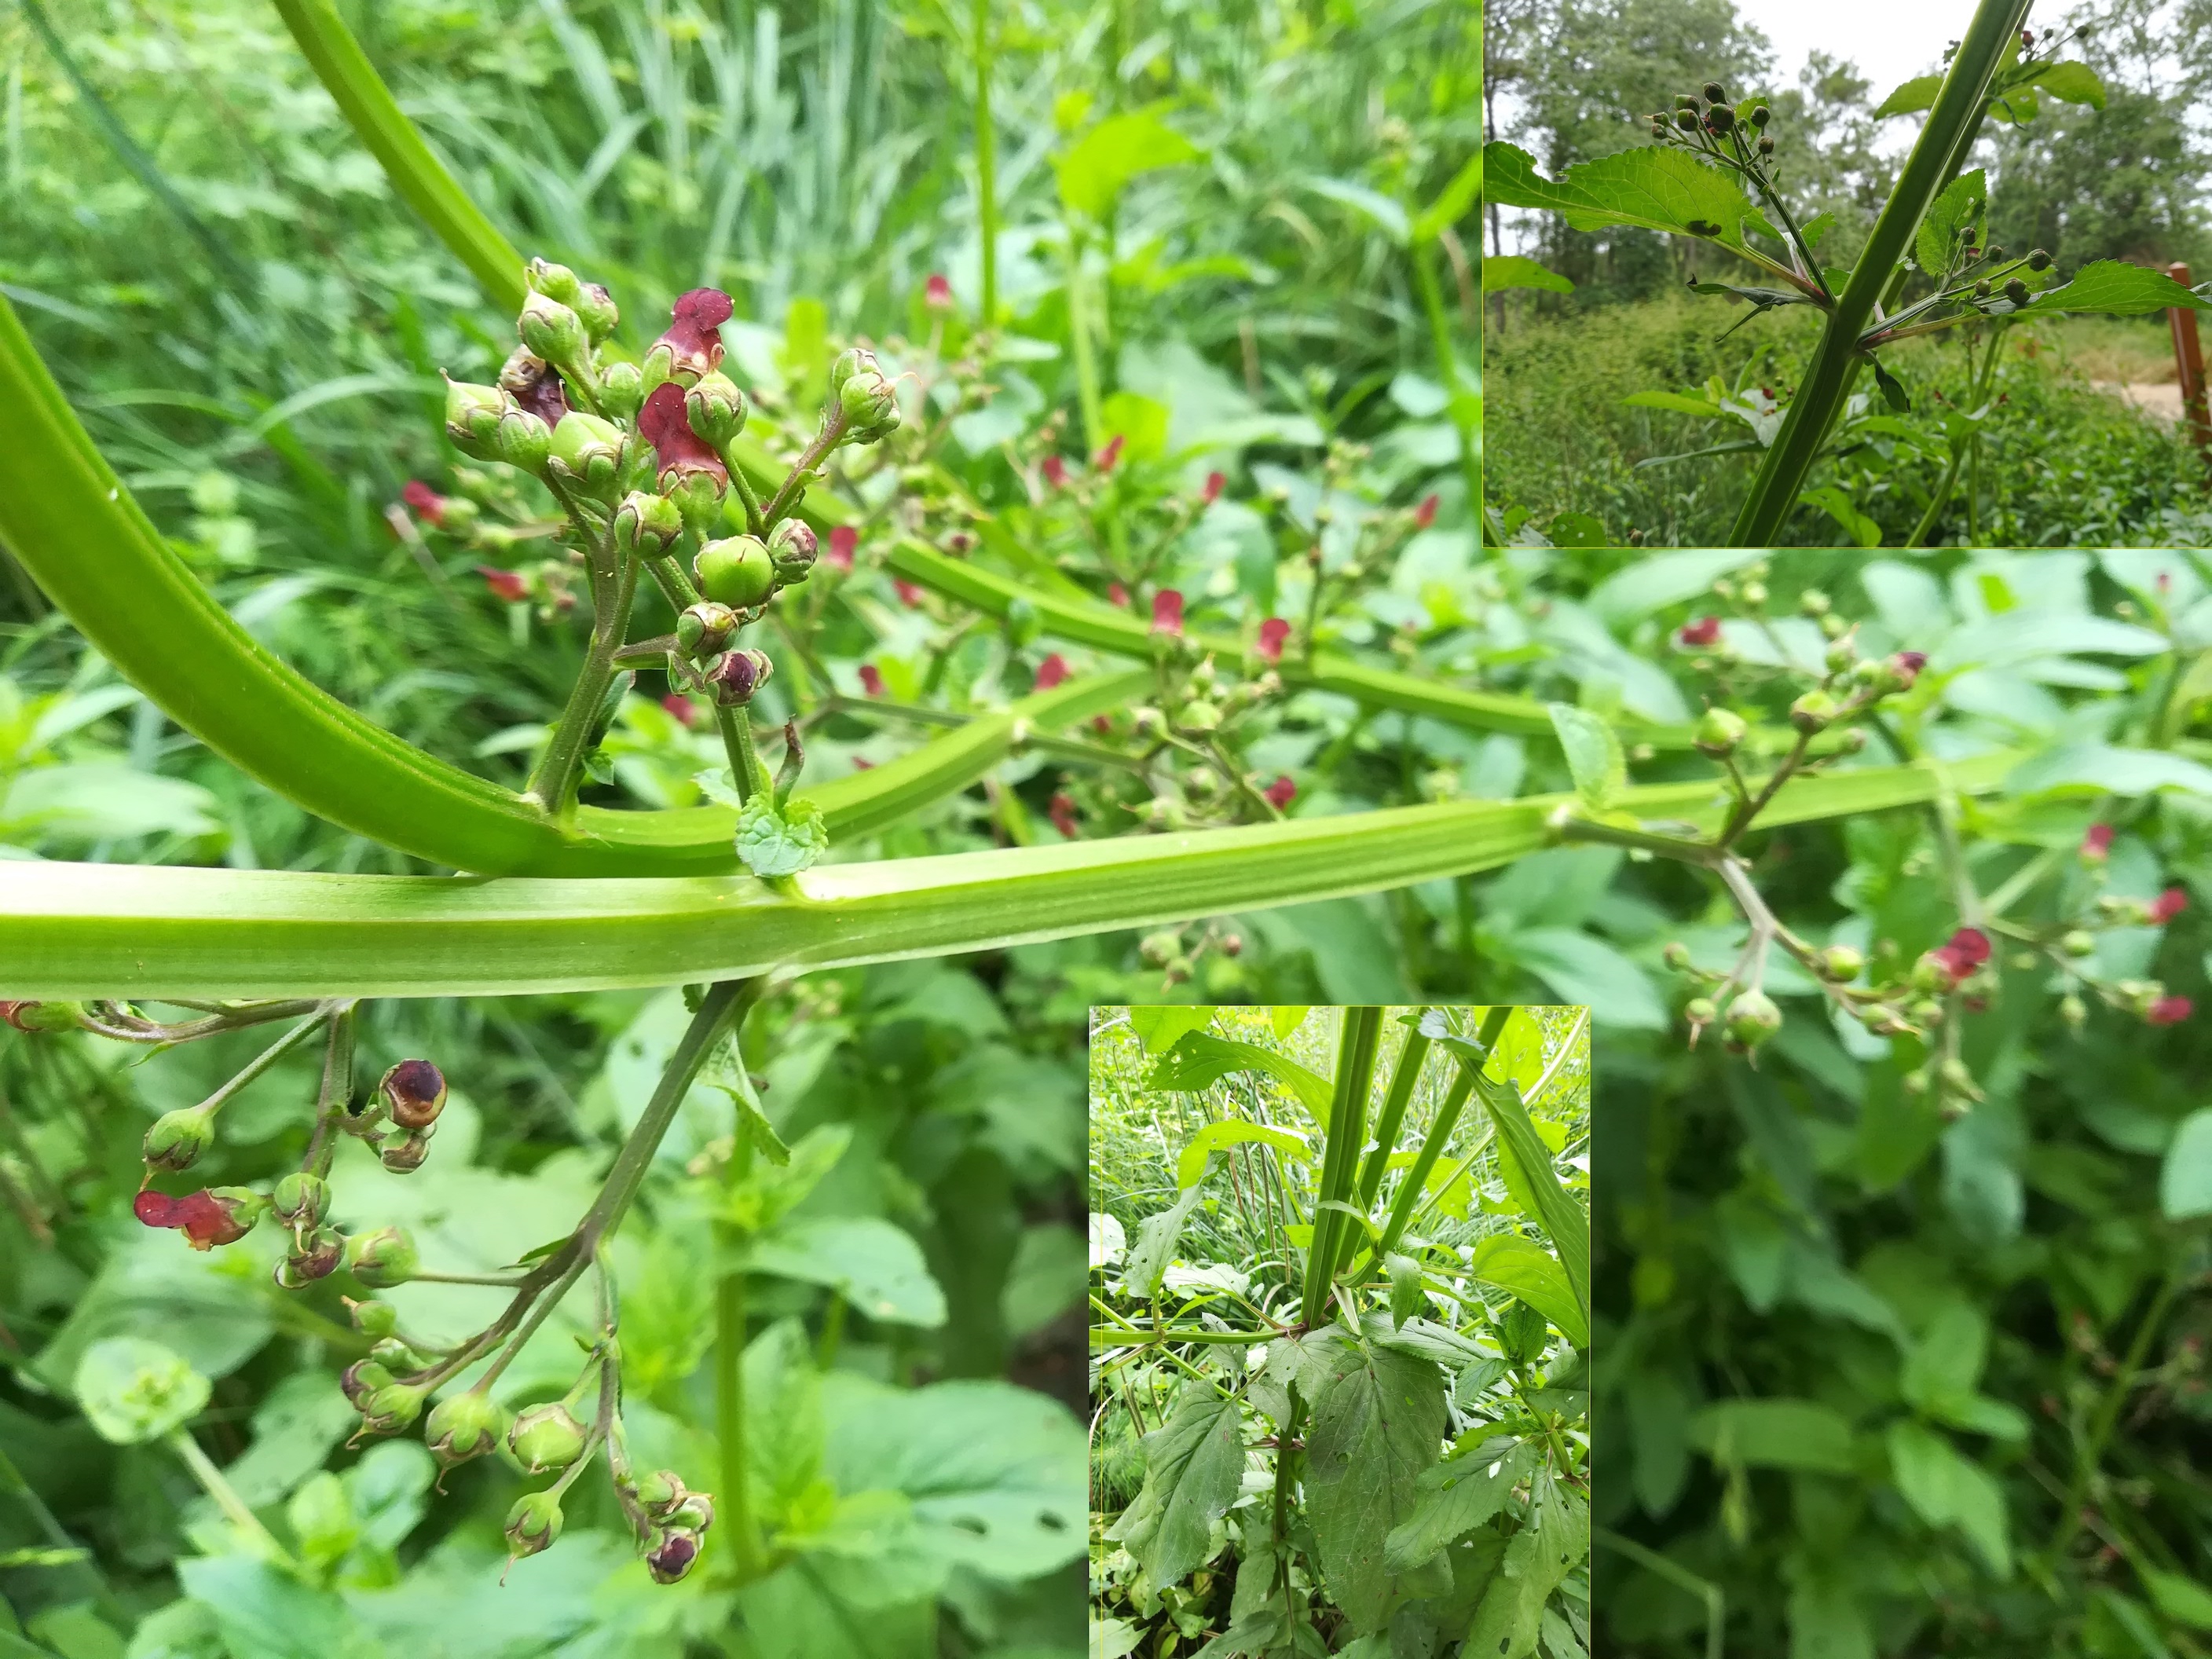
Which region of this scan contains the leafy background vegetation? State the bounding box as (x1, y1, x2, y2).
(0, 2, 1481, 1656)
(1089, 1005, 1592, 1657)
(1470, 548, 2212, 1655)
(1481, 0, 2212, 547)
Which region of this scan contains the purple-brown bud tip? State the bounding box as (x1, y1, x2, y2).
(379, 1060, 448, 1130)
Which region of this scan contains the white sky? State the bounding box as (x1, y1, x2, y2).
(1748, 0, 1990, 108)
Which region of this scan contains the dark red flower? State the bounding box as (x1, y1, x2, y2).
(639, 382, 728, 484)
(402, 480, 449, 526)
(1096, 434, 1125, 474)
(662, 694, 698, 728)
(654, 287, 733, 382)
(506, 357, 570, 424)
(1109, 582, 1130, 608)
(1042, 455, 1068, 489)
(2082, 823, 2114, 862)
(1049, 791, 1080, 839)
(1412, 493, 1439, 529)
(1202, 471, 1225, 505)
(895, 578, 926, 607)
(1264, 775, 1297, 810)
(925, 273, 953, 312)
(1256, 617, 1291, 665)
(2151, 885, 2189, 924)
(827, 526, 858, 572)
(1890, 650, 1927, 688)
(1928, 925, 1992, 986)
(1151, 590, 1185, 637)
(1678, 616, 1723, 648)
(134, 1188, 254, 1251)
(859, 664, 885, 698)
(2149, 995, 2193, 1026)
(1035, 654, 1071, 691)
(478, 566, 529, 603)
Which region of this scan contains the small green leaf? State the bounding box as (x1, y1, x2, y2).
(72, 1337, 210, 1445)
(2161, 1108, 2212, 1220)
(1481, 255, 1573, 295)
(745, 1216, 947, 1328)
(735, 793, 829, 878)
(1886, 1420, 2011, 1576)
(2024, 259, 2212, 317)
(1123, 1185, 1209, 1297)
(1176, 1121, 1312, 1190)
(1874, 74, 1944, 118)
(1545, 702, 1626, 815)
(1465, 1236, 1585, 1349)
(1055, 107, 1203, 221)
(1692, 1397, 1855, 1474)
(1483, 141, 1750, 246)
(1382, 1439, 1540, 1573)
(1914, 168, 1986, 279)
(1128, 1006, 1215, 1054)
(1145, 1034, 1336, 1118)
(1870, 357, 1911, 413)
(1386, 1252, 1426, 1328)
(1270, 1005, 1310, 1038)
(2029, 60, 2105, 109)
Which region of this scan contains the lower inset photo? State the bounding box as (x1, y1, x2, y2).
(1088, 1005, 1591, 1658)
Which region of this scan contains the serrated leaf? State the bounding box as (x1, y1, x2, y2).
(2024, 259, 2212, 317)
(1383, 1439, 1540, 1573)
(1129, 1005, 1215, 1053)
(73, 1337, 209, 1445)
(1175, 1120, 1312, 1190)
(1123, 1185, 1209, 1297)
(744, 1216, 947, 1327)
(1465, 1235, 1586, 1349)
(1914, 169, 1986, 279)
(1481, 255, 1573, 295)
(1545, 702, 1627, 815)
(735, 793, 829, 877)
(1144, 1034, 1335, 1117)
(1387, 1252, 1426, 1328)
(1461, 1470, 1588, 1659)
(1482, 142, 1750, 244)
(1103, 1381, 1245, 1585)
(1302, 1335, 1449, 1633)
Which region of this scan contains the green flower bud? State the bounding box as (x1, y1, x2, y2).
(370, 1337, 434, 1372)
(518, 291, 588, 368)
(526, 258, 581, 304)
(665, 1492, 715, 1532)
(831, 348, 901, 444)
(599, 359, 645, 421)
(614, 490, 685, 559)
(492, 405, 553, 476)
(1675, 109, 1699, 132)
(1683, 996, 1718, 1026)
(508, 1401, 588, 1474)
(360, 1379, 428, 1436)
(1750, 104, 1771, 128)
(2063, 928, 2097, 958)
(444, 377, 507, 459)
(694, 536, 776, 608)
(635, 1469, 687, 1515)
(664, 468, 726, 534)
(1176, 700, 1221, 734)
(351, 1299, 400, 1339)
(2060, 993, 2087, 1027)
(2027, 248, 2052, 272)
(704, 647, 774, 709)
(340, 1358, 395, 1409)
(1662, 941, 1692, 970)
(143, 1104, 216, 1174)
(271, 1170, 329, 1229)
(505, 1490, 564, 1562)
(685, 372, 749, 448)
(276, 1226, 345, 1289)
(1707, 103, 1734, 132)
(345, 1225, 419, 1290)
(1756, 136, 1774, 156)
(1818, 945, 1865, 982)
(2004, 277, 2031, 307)
(676, 602, 738, 659)
(1694, 706, 1747, 756)
(1789, 689, 1837, 733)
(1723, 990, 1782, 1048)
(1703, 81, 1728, 104)
(573, 282, 619, 342)
(426, 1389, 507, 1473)
(0, 1001, 85, 1032)
(766, 519, 818, 584)
(547, 412, 627, 498)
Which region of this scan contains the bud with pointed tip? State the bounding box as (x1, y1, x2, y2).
(276, 1226, 346, 1287)
(506, 1490, 564, 1564)
(2004, 277, 2031, 307)
(519, 291, 588, 370)
(443, 377, 508, 460)
(1818, 945, 1864, 982)
(830, 348, 900, 443)
(599, 359, 645, 420)
(143, 1105, 216, 1173)
(341, 1358, 396, 1409)
(573, 281, 618, 342)
(381, 1130, 434, 1174)
(272, 1170, 330, 1229)
(613, 490, 685, 560)
(676, 602, 738, 658)
(508, 1401, 588, 1474)
(358, 1379, 427, 1436)
(425, 1389, 507, 1472)
(548, 412, 626, 497)
(694, 536, 776, 608)
(345, 1225, 419, 1290)
(526, 258, 581, 304)
(1789, 689, 1837, 732)
(379, 1059, 448, 1131)
(684, 372, 749, 448)
(1724, 990, 1781, 1048)
(350, 1299, 400, 1340)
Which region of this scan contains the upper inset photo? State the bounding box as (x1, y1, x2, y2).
(1482, 0, 2212, 550)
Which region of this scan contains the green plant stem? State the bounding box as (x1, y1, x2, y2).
(716, 707, 763, 804)
(972, 0, 997, 325)
(1906, 320, 2011, 548)
(1301, 1008, 1382, 1324)
(1412, 239, 1481, 515)
(1727, 0, 2032, 545)
(2036, 1264, 2185, 1576)
(199, 1008, 331, 1122)
(2, 749, 2021, 998)
(169, 1429, 295, 1565)
(718, 1114, 761, 1585)
(526, 552, 640, 813)
(1342, 1021, 1434, 1271)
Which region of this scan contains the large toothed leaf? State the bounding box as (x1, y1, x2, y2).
(1103, 1382, 1246, 1586)
(2028, 60, 2105, 108)
(1302, 1334, 1450, 1634)
(1481, 255, 1574, 295)
(1461, 1470, 1590, 1659)
(1483, 141, 1752, 245)
(1914, 169, 1987, 278)
(2023, 259, 2211, 317)
(1146, 1034, 1336, 1118)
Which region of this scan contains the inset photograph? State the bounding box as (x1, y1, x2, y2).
(1482, 0, 2212, 548)
(1088, 1005, 1591, 1657)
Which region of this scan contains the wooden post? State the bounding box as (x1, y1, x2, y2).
(2169, 261, 2212, 471)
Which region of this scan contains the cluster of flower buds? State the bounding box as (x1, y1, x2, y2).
(624, 1467, 716, 1584)
(1647, 81, 1775, 163)
(1137, 923, 1243, 987)
(828, 347, 902, 446)
(1111, 627, 1294, 832)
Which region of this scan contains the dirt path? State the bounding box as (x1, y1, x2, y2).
(2091, 380, 2186, 420)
